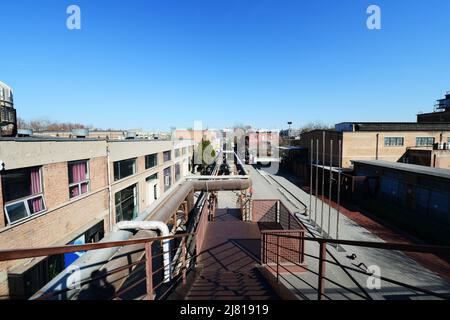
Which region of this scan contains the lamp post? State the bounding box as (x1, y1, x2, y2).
(287, 122, 292, 138)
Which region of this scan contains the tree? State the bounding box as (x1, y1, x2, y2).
(16, 117, 93, 131)
(196, 139, 216, 168)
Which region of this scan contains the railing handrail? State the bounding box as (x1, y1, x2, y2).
(0, 232, 193, 262)
(260, 231, 450, 255)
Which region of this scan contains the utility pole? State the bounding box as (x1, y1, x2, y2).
(315, 139, 319, 225)
(328, 140, 333, 237)
(320, 131, 325, 234)
(309, 140, 313, 223)
(336, 140, 342, 241)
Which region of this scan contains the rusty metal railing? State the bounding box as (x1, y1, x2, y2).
(260, 233, 450, 300)
(0, 232, 195, 300)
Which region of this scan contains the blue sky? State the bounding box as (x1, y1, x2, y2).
(1, 0, 450, 131)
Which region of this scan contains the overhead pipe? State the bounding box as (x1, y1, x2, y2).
(115, 221, 171, 283)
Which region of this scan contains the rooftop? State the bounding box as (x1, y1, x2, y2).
(336, 122, 450, 132)
(352, 160, 450, 180)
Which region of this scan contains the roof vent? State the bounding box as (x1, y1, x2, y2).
(126, 131, 137, 139)
(71, 128, 89, 138)
(17, 129, 33, 137)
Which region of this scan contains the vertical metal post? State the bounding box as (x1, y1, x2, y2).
(276, 236, 280, 282)
(336, 140, 342, 241)
(182, 237, 187, 285)
(328, 140, 333, 237)
(317, 241, 327, 300)
(315, 139, 319, 225)
(309, 140, 313, 223)
(261, 233, 264, 264)
(321, 131, 325, 233)
(145, 242, 154, 300)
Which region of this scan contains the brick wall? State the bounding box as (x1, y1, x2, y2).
(0, 189, 108, 297)
(0, 179, 4, 229)
(251, 200, 277, 223)
(90, 157, 108, 191)
(43, 162, 69, 208)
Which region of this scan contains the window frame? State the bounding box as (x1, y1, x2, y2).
(115, 184, 139, 222)
(113, 158, 137, 181)
(68, 160, 91, 199)
(384, 137, 404, 147)
(145, 153, 158, 169)
(416, 137, 435, 147)
(3, 167, 46, 226)
(163, 151, 172, 162)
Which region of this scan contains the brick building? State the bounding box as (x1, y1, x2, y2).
(0, 136, 194, 298)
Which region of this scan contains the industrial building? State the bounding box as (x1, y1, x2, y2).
(351, 160, 450, 245)
(0, 81, 17, 138)
(0, 135, 194, 298)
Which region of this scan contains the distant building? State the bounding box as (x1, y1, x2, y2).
(33, 129, 170, 140)
(417, 92, 450, 123)
(0, 81, 17, 137)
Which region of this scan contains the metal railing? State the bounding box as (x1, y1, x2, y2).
(260, 233, 450, 300)
(0, 232, 196, 300)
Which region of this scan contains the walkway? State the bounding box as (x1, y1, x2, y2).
(248, 165, 450, 300)
(185, 192, 279, 300)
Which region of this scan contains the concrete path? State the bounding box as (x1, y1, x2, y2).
(248, 165, 450, 300)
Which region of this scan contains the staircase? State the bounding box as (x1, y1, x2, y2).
(185, 268, 279, 300)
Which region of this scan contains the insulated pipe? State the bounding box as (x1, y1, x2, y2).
(116, 221, 171, 283)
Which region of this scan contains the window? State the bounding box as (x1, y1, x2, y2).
(163, 167, 172, 191)
(113, 158, 136, 181)
(175, 163, 181, 181)
(163, 151, 172, 162)
(175, 149, 181, 158)
(145, 154, 158, 169)
(68, 160, 90, 199)
(182, 147, 187, 155)
(384, 137, 404, 147)
(416, 137, 435, 147)
(115, 184, 138, 222)
(2, 167, 46, 225)
(146, 173, 158, 182)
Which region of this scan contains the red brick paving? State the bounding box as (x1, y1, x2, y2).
(185, 209, 279, 300)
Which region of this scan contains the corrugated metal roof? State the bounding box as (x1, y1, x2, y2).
(352, 160, 450, 180)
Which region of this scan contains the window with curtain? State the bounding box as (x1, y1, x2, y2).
(2, 167, 46, 225)
(113, 158, 136, 181)
(68, 160, 90, 199)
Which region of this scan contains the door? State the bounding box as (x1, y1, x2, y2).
(147, 177, 159, 206)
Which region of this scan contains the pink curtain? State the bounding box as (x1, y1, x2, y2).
(30, 168, 43, 213)
(81, 183, 88, 194)
(71, 162, 87, 184)
(71, 186, 80, 198)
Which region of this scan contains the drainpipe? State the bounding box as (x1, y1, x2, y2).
(375, 133, 379, 160)
(106, 143, 113, 232)
(116, 221, 171, 283)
